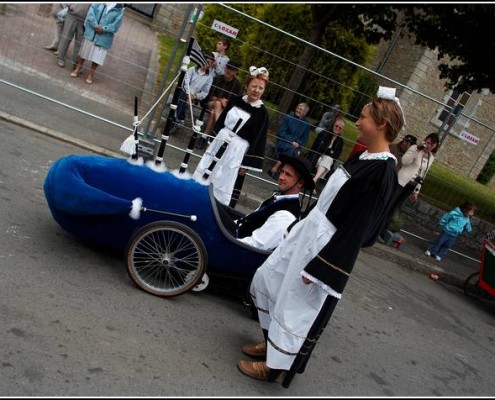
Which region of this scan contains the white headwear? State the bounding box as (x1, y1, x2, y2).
(377, 86, 407, 127)
(249, 66, 269, 78)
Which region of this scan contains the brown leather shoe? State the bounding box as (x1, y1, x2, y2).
(237, 360, 285, 383)
(242, 341, 266, 357)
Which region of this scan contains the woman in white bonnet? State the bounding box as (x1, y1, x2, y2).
(239, 86, 406, 387)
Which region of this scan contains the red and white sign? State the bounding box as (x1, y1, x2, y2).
(211, 19, 239, 38)
(459, 130, 480, 146)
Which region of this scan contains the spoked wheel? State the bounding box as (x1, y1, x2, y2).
(126, 221, 207, 298)
(463, 272, 484, 299)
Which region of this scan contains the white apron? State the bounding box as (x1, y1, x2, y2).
(193, 107, 250, 205)
(250, 151, 394, 370)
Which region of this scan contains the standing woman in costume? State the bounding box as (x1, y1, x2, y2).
(193, 66, 270, 206)
(238, 87, 406, 387)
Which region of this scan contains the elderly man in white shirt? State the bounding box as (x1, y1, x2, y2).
(174, 52, 215, 123)
(235, 154, 315, 251)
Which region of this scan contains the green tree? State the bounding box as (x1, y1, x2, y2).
(237, 4, 377, 119)
(402, 4, 495, 93)
(193, 3, 261, 65)
(273, 4, 400, 120)
(477, 151, 495, 185)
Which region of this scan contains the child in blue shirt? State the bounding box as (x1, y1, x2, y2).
(425, 202, 476, 261)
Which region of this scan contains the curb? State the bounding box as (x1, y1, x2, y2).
(0, 59, 128, 114)
(0, 111, 122, 159)
(363, 242, 466, 289)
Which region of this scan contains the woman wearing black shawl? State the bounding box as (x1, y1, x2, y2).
(193, 67, 270, 205)
(238, 87, 406, 388)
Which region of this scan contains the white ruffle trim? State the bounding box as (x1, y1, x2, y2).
(192, 176, 210, 186)
(170, 169, 192, 180)
(145, 160, 167, 173)
(126, 157, 144, 166)
(359, 150, 397, 163)
(242, 95, 263, 108)
(300, 270, 342, 299)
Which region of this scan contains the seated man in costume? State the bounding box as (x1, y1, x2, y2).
(232, 154, 315, 251)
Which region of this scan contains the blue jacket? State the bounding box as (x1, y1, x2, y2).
(275, 112, 311, 156)
(84, 4, 124, 49)
(439, 207, 472, 236)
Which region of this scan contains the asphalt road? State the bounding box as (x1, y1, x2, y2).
(1, 119, 495, 396)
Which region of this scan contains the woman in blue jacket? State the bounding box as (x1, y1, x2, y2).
(71, 3, 124, 84)
(425, 201, 477, 261)
(269, 103, 311, 177)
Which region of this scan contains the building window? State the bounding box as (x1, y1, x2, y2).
(126, 4, 157, 19)
(434, 89, 472, 131)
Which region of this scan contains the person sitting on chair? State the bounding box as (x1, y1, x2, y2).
(234, 154, 315, 251)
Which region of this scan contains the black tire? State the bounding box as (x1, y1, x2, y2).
(463, 272, 484, 299)
(126, 221, 207, 298)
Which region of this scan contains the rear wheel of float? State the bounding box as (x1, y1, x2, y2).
(126, 221, 207, 297)
(463, 272, 484, 299)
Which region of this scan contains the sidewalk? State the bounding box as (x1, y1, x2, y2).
(0, 4, 157, 113)
(0, 4, 481, 293)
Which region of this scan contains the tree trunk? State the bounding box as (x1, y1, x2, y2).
(274, 5, 337, 127)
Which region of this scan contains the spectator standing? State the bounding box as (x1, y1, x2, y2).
(56, 3, 91, 70)
(388, 134, 417, 171)
(211, 36, 230, 78)
(306, 105, 343, 170)
(44, 3, 68, 52)
(379, 133, 439, 242)
(70, 3, 125, 85)
(394, 132, 439, 208)
(173, 52, 215, 124)
(196, 60, 243, 149)
(425, 202, 476, 262)
(192, 67, 270, 206)
(239, 88, 405, 386)
(312, 117, 345, 188)
(378, 134, 417, 239)
(270, 103, 311, 177)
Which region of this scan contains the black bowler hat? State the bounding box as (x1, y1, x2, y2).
(279, 153, 315, 191)
(403, 134, 417, 144)
(226, 60, 239, 70)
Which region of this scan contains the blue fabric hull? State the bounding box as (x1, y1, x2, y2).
(43, 154, 268, 278)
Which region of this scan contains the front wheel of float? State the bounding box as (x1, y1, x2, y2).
(125, 221, 207, 298)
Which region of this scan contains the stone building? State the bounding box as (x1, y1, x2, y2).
(369, 27, 495, 186)
(128, 3, 196, 34)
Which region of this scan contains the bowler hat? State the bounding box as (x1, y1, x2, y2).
(279, 153, 315, 191)
(226, 60, 239, 70)
(403, 134, 417, 144)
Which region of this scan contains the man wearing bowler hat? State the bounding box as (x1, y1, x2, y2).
(389, 134, 417, 171)
(234, 154, 315, 251)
